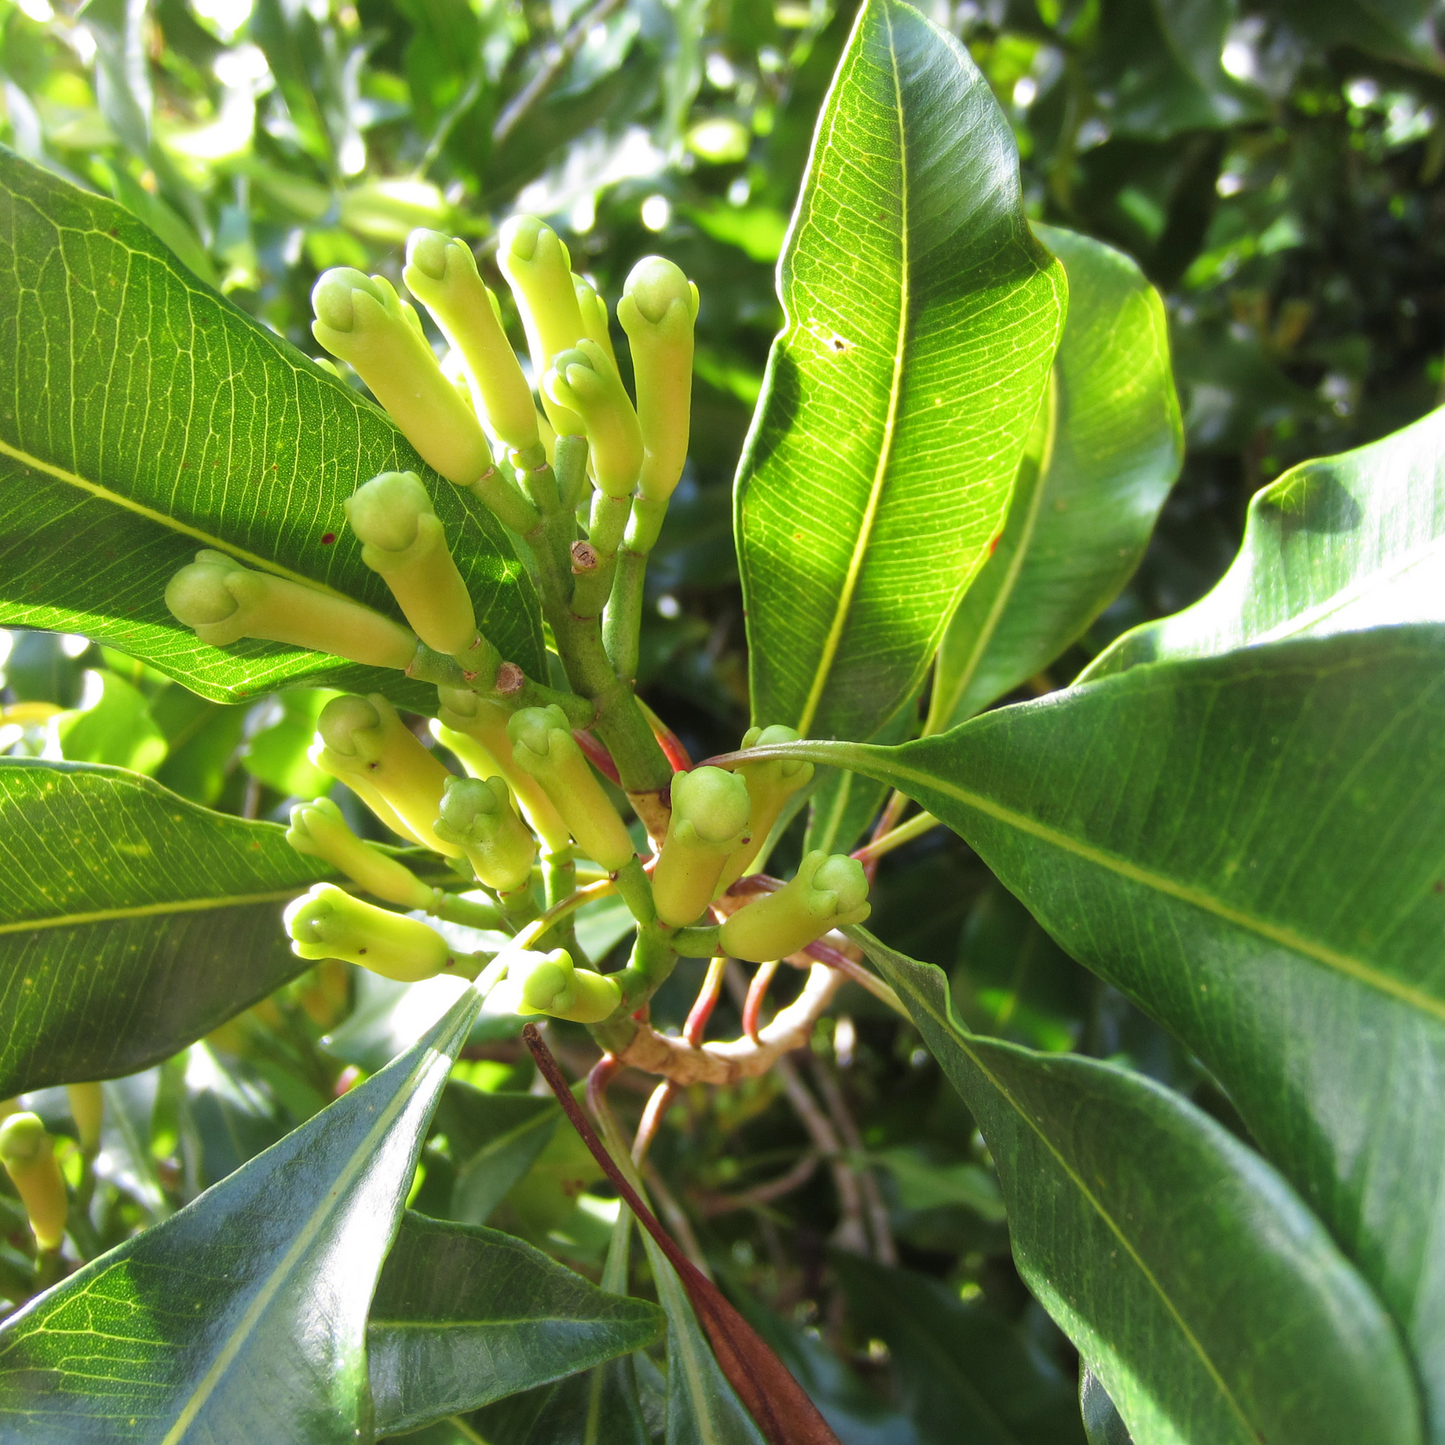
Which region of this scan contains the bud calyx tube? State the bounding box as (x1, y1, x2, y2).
(0, 1113, 67, 1252)
(652, 765, 751, 926)
(507, 705, 635, 871)
(345, 471, 479, 658)
(489, 948, 621, 1023)
(543, 342, 642, 499)
(166, 551, 417, 670)
(311, 267, 490, 486)
(719, 851, 871, 963)
(285, 883, 455, 981)
(716, 725, 815, 891)
(287, 797, 435, 910)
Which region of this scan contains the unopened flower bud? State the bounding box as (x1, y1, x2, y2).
(434, 775, 537, 893)
(617, 256, 697, 504)
(544, 342, 642, 498)
(0, 1113, 67, 1252)
(66, 1082, 103, 1158)
(311, 267, 491, 485)
(287, 796, 435, 910)
(719, 851, 870, 963)
(166, 551, 417, 670)
(507, 705, 634, 871)
(652, 766, 751, 927)
(431, 706, 572, 856)
(285, 883, 454, 981)
(403, 231, 540, 454)
(573, 273, 618, 369)
(345, 472, 478, 657)
(496, 216, 587, 437)
(716, 725, 815, 892)
(490, 948, 621, 1023)
(313, 694, 460, 856)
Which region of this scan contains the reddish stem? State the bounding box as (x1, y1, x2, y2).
(742, 960, 781, 1040)
(573, 729, 622, 786)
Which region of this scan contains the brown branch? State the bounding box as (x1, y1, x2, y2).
(523, 1025, 841, 1445)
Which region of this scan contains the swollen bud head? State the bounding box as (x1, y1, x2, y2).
(434, 775, 537, 892)
(490, 948, 622, 1024)
(623, 256, 698, 327)
(346, 471, 431, 553)
(311, 268, 388, 333)
(716, 725, 814, 893)
(286, 797, 434, 910)
(652, 765, 752, 927)
(672, 766, 751, 846)
(543, 341, 642, 497)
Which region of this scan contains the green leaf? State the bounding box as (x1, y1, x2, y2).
(832, 1252, 1083, 1445)
(0, 758, 334, 1096)
(1273, 0, 1443, 69)
(0, 987, 481, 1443)
(929, 226, 1181, 731)
(734, 0, 1066, 743)
(435, 1083, 561, 1226)
(1081, 1370, 1134, 1445)
(56, 669, 169, 774)
(242, 689, 339, 797)
(762, 627, 1445, 1432)
(0, 149, 543, 708)
(1086, 405, 1445, 680)
(368, 1212, 666, 1435)
(851, 929, 1423, 1445)
(468, 1358, 652, 1445)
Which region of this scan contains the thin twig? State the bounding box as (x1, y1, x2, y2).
(851, 810, 939, 868)
(491, 0, 628, 147)
(743, 960, 780, 1039)
(697, 1150, 823, 1217)
(774, 1056, 868, 1256)
(808, 1058, 896, 1266)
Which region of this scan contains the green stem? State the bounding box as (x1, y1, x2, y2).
(602, 550, 646, 683)
(430, 892, 505, 930)
(612, 855, 656, 926)
(538, 849, 581, 960)
(591, 925, 678, 1052)
(671, 924, 720, 958)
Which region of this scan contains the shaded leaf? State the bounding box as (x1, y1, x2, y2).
(754, 626, 1445, 1432)
(0, 149, 543, 709)
(1080, 1369, 1134, 1445)
(1086, 404, 1445, 679)
(368, 1211, 665, 1435)
(435, 1083, 561, 1226)
(852, 929, 1422, 1445)
(929, 226, 1181, 730)
(56, 669, 168, 774)
(0, 759, 334, 1097)
(0, 986, 480, 1443)
(735, 0, 1065, 743)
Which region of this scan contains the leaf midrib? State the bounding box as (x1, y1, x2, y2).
(0, 887, 318, 935)
(158, 1004, 474, 1443)
(795, 3, 911, 738)
(0, 436, 352, 601)
(867, 938, 1258, 1442)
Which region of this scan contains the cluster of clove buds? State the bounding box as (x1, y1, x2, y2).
(162, 216, 870, 1032)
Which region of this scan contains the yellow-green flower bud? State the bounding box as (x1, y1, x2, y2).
(434, 775, 536, 893)
(616, 256, 698, 504)
(543, 341, 642, 499)
(431, 708, 572, 856)
(66, 1082, 103, 1158)
(314, 694, 461, 857)
(166, 550, 418, 670)
(496, 216, 586, 438)
(287, 796, 435, 910)
(507, 705, 634, 871)
(492, 948, 621, 1023)
(307, 748, 422, 846)
(716, 725, 815, 892)
(403, 231, 540, 454)
(344, 472, 477, 657)
(0, 1113, 67, 1252)
(285, 883, 453, 981)
(719, 851, 870, 963)
(573, 273, 618, 370)
(652, 766, 751, 927)
(311, 267, 491, 486)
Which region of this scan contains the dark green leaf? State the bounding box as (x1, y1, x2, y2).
(735, 0, 1065, 742)
(368, 1212, 665, 1435)
(762, 627, 1445, 1431)
(0, 759, 334, 1096)
(0, 987, 480, 1443)
(468, 1357, 652, 1445)
(929, 226, 1181, 730)
(1080, 1370, 1133, 1445)
(852, 929, 1422, 1445)
(1086, 405, 1445, 679)
(435, 1083, 561, 1226)
(832, 1253, 1082, 1445)
(0, 149, 543, 708)
(1273, 0, 1443, 68)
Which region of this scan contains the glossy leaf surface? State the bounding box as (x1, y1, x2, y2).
(929, 226, 1181, 730)
(0, 150, 544, 707)
(851, 928, 1421, 1445)
(0, 759, 333, 1097)
(758, 628, 1445, 1434)
(1086, 405, 1445, 679)
(0, 987, 480, 1443)
(369, 1212, 665, 1435)
(735, 0, 1065, 742)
